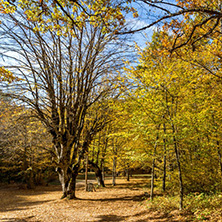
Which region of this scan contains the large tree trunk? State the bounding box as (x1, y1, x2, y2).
(57, 165, 79, 199)
(53, 137, 83, 199)
(67, 172, 78, 199)
(26, 169, 35, 189)
(88, 160, 105, 187)
(57, 167, 70, 199)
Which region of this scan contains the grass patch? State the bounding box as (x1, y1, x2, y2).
(186, 192, 222, 221)
(146, 194, 179, 213)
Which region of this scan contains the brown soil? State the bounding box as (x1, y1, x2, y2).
(0, 178, 200, 222)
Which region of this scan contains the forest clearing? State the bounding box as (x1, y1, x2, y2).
(1, 177, 222, 222)
(1, 1, 222, 221)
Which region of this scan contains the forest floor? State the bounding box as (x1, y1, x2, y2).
(0, 178, 221, 222)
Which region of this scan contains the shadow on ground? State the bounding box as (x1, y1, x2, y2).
(0, 185, 61, 213)
(0, 215, 40, 222)
(105, 181, 150, 190)
(0, 199, 54, 213)
(77, 193, 146, 202)
(95, 210, 178, 222)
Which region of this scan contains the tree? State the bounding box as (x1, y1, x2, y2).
(0, 95, 53, 187)
(118, 0, 222, 50)
(0, 1, 130, 199)
(122, 28, 222, 209)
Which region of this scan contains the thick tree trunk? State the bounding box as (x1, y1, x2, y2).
(52, 113, 101, 199)
(96, 169, 105, 187)
(54, 138, 85, 199)
(88, 160, 105, 187)
(58, 167, 78, 199)
(57, 167, 70, 199)
(67, 172, 77, 199)
(26, 169, 35, 189)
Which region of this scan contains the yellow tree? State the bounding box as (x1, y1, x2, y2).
(0, 95, 53, 187)
(122, 31, 222, 209)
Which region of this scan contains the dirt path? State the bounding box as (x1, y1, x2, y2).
(0, 179, 179, 222)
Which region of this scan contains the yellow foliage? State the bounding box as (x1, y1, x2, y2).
(0, 67, 21, 83)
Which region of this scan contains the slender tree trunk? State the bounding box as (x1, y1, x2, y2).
(217, 141, 222, 176)
(112, 138, 117, 186)
(92, 140, 95, 162)
(172, 124, 183, 210)
(101, 157, 105, 182)
(112, 156, 117, 186)
(23, 123, 34, 189)
(150, 159, 155, 201)
(126, 164, 130, 182)
(23, 147, 28, 184)
(85, 155, 88, 191)
(165, 93, 183, 209)
(96, 133, 101, 166)
(162, 123, 167, 192)
(101, 130, 108, 185)
(150, 128, 159, 201)
(126, 170, 129, 181)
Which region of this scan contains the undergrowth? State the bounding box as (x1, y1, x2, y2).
(145, 192, 222, 221)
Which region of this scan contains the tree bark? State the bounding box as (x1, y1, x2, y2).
(57, 165, 79, 200)
(57, 167, 70, 199)
(88, 160, 105, 187)
(150, 127, 160, 201)
(217, 140, 222, 176)
(27, 169, 35, 189)
(85, 155, 88, 191)
(162, 123, 167, 192)
(172, 123, 183, 210)
(112, 156, 117, 186)
(126, 165, 130, 182)
(67, 172, 78, 199)
(101, 157, 105, 182)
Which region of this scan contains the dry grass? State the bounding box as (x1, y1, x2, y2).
(0, 178, 221, 222)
